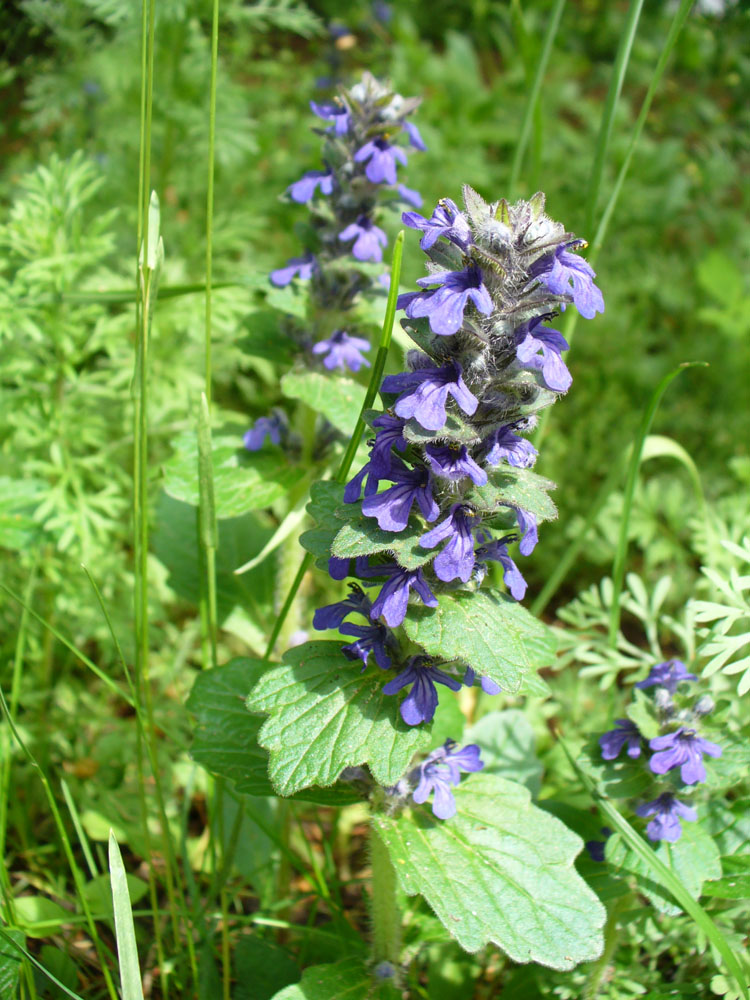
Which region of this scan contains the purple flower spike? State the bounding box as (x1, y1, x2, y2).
(313, 586, 372, 631)
(270, 253, 316, 287)
(462, 666, 501, 696)
(340, 621, 393, 671)
(402, 198, 472, 251)
(419, 504, 480, 583)
(474, 538, 527, 601)
(483, 426, 537, 468)
(516, 321, 572, 392)
(365, 563, 438, 628)
(397, 183, 423, 208)
(636, 793, 697, 843)
(635, 660, 698, 694)
(649, 727, 722, 785)
(402, 119, 427, 151)
(424, 443, 487, 486)
(309, 100, 351, 135)
(413, 739, 484, 819)
(288, 169, 334, 203)
(381, 358, 478, 432)
(406, 265, 493, 336)
(536, 243, 604, 319)
(354, 138, 407, 185)
(599, 719, 642, 761)
(243, 414, 282, 451)
(312, 330, 371, 372)
(383, 656, 462, 726)
(370, 414, 408, 476)
(516, 509, 538, 556)
(361, 459, 439, 532)
(339, 215, 388, 262)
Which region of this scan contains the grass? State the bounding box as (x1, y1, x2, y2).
(0, 1, 748, 997)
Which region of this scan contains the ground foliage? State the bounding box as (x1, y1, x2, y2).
(0, 0, 749, 998)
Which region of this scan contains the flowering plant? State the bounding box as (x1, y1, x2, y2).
(244, 73, 426, 456)
(232, 187, 609, 978)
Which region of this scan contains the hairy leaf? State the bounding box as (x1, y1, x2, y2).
(375, 773, 605, 969)
(402, 588, 555, 693)
(247, 641, 431, 795)
(465, 709, 543, 795)
(281, 371, 366, 436)
(187, 658, 364, 805)
(467, 466, 557, 523)
(270, 958, 370, 1000)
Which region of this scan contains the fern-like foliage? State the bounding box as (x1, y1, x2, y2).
(693, 538, 750, 696)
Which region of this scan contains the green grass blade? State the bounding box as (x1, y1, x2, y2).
(531, 457, 624, 617)
(198, 391, 219, 669)
(0, 928, 85, 1000)
(590, 0, 694, 258)
(0, 690, 119, 1000)
(0, 582, 133, 708)
(608, 362, 707, 646)
(262, 231, 405, 662)
(559, 737, 749, 999)
(109, 832, 146, 1000)
(60, 779, 99, 879)
(507, 0, 566, 199)
(583, 0, 645, 236)
(531, 430, 709, 616)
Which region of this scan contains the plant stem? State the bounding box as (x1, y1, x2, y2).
(369, 821, 402, 989)
(583, 0, 645, 237)
(582, 895, 631, 999)
(507, 0, 566, 200)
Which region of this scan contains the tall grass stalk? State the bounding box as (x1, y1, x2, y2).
(200, 5, 231, 995)
(534, 0, 693, 452)
(134, 0, 199, 989)
(0, 690, 119, 1000)
(607, 362, 707, 647)
(262, 231, 405, 661)
(507, 0, 566, 200)
(582, 0, 645, 237)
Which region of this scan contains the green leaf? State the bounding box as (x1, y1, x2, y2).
(402, 411, 481, 448)
(153, 493, 276, 624)
(234, 937, 301, 1000)
(467, 466, 557, 524)
(0, 929, 24, 998)
(247, 641, 431, 795)
(576, 739, 652, 800)
(0, 477, 46, 549)
(11, 896, 71, 938)
(331, 518, 434, 570)
(239, 309, 297, 363)
(82, 873, 149, 921)
(163, 431, 303, 518)
(269, 958, 370, 1000)
(625, 688, 661, 740)
(465, 709, 543, 796)
(702, 860, 750, 899)
(281, 372, 366, 436)
(374, 773, 605, 969)
(402, 589, 555, 694)
(606, 821, 721, 915)
(187, 658, 364, 806)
